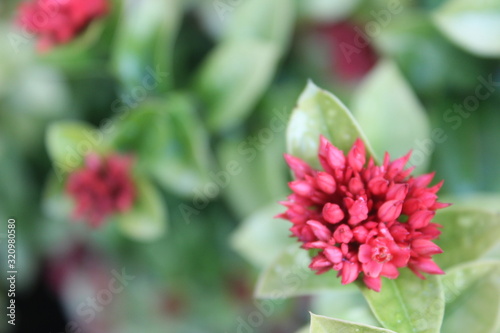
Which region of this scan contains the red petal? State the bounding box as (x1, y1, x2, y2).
(341, 262, 360, 285)
(363, 275, 381, 292)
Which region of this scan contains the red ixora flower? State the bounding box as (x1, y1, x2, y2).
(17, 0, 109, 52)
(66, 153, 136, 228)
(277, 136, 450, 291)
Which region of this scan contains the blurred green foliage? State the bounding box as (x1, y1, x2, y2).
(0, 0, 499, 332)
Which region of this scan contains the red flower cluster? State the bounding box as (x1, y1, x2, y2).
(17, 0, 109, 51)
(66, 153, 136, 227)
(278, 137, 449, 291)
(316, 22, 378, 81)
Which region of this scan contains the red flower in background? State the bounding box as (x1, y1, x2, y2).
(277, 137, 449, 291)
(66, 153, 136, 227)
(17, 0, 109, 52)
(317, 22, 378, 81)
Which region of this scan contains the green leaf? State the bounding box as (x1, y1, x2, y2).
(433, 207, 500, 269)
(432, 0, 500, 57)
(112, 0, 181, 92)
(286, 81, 377, 169)
(351, 61, 431, 173)
(224, 0, 294, 53)
(441, 261, 500, 333)
(108, 101, 168, 169)
(41, 173, 74, 221)
(116, 177, 167, 241)
(230, 204, 295, 268)
(309, 313, 397, 333)
(311, 291, 380, 327)
(296, 0, 362, 23)
(255, 244, 354, 299)
(440, 193, 500, 214)
(195, 40, 280, 132)
(216, 126, 289, 219)
(359, 268, 445, 333)
(46, 121, 108, 178)
(110, 95, 212, 197)
(147, 94, 212, 197)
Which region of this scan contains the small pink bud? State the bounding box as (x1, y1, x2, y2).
(412, 172, 435, 188)
(284, 154, 312, 179)
(411, 239, 443, 256)
(289, 180, 314, 197)
(348, 177, 364, 195)
(402, 198, 423, 215)
(347, 138, 366, 172)
(309, 255, 331, 270)
(352, 225, 368, 243)
(386, 183, 409, 201)
(320, 136, 346, 170)
(334, 224, 353, 244)
(341, 262, 360, 285)
(324, 246, 343, 263)
(368, 177, 389, 195)
(348, 198, 368, 225)
(410, 258, 444, 276)
(408, 210, 435, 229)
(378, 200, 403, 222)
(323, 203, 344, 224)
(316, 172, 336, 194)
(363, 275, 381, 292)
(306, 220, 332, 241)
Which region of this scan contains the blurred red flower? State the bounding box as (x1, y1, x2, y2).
(317, 21, 378, 81)
(66, 153, 136, 227)
(278, 136, 449, 291)
(17, 0, 109, 51)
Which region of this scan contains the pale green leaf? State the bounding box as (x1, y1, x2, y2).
(41, 173, 74, 221)
(433, 207, 500, 269)
(148, 94, 212, 197)
(440, 193, 500, 214)
(117, 178, 167, 241)
(108, 101, 168, 169)
(441, 261, 500, 333)
(46, 121, 108, 178)
(112, 0, 181, 92)
(311, 291, 380, 327)
(359, 268, 445, 333)
(351, 61, 431, 173)
(225, 0, 294, 54)
(296, 0, 362, 23)
(432, 0, 500, 57)
(255, 244, 354, 299)
(309, 313, 396, 333)
(295, 325, 310, 333)
(216, 131, 288, 219)
(230, 204, 295, 268)
(196, 40, 280, 132)
(287, 81, 377, 169)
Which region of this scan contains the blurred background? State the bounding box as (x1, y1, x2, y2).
(0, 0, 499, 332)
